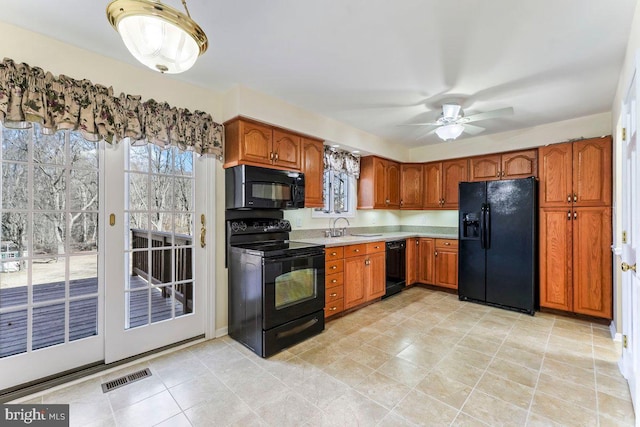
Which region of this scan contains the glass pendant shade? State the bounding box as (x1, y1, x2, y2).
(435, 123, 465, 141)
(107, 0, 208, 74)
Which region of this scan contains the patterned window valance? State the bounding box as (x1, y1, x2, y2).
(324, 146, 360, 178)
(0, 58, 223, 156)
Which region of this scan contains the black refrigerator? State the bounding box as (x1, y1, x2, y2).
(458, 177, 538, 315)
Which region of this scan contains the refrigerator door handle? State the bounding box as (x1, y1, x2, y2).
(480, 204, 486, 249)
(485, 203, 491, 249)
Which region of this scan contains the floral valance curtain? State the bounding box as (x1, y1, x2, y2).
(324, 146, 360, 178)
(0, 58, 223, 156)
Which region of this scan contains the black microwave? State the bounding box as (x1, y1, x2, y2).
(225, 165, 305, 209)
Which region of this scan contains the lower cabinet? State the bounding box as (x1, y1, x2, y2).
(406, 238, 419, 285)
(417, 237, 459, 290)
(324, 247, 345, 318)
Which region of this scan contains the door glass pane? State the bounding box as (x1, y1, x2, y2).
(124, 141, 195, 329)
(275, 268, 317, 309)
(0, 123, 100, 359)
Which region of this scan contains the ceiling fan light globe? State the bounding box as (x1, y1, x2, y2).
(435, 123, 464, 141)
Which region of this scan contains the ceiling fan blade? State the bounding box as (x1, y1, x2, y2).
(463, 124, 485, 135)
(460, 107, 514, 124)
(398, 122, 440, 126)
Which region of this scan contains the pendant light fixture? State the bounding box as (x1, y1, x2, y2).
(106, 0, 208, 74)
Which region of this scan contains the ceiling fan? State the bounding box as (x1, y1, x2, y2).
(404, 104, 514, 141)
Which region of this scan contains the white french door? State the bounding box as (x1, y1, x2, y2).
(620, 55, 640, 419)
(0, 125, 103, 390)
(103, 140, 207, 363)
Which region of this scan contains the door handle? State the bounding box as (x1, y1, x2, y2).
(622, 262, 637, 272)
(200, 214, 206, 248)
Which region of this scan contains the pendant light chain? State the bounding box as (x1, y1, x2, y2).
(181, 0, 191, 18)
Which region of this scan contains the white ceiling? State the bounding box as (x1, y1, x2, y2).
(1, 1, 637, 147)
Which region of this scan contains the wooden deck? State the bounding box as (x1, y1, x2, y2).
(0, 276, 185, 358)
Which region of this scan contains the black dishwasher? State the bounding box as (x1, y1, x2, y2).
(384, 240, 406, 298)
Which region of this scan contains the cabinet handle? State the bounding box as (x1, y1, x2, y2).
(400, 200, 404, 207)
(331, 265, 337, 269)
(365, 259, 370, 265)
(274, 152, 279, 162)
(354, 249, 360, 253)
(497, 172, 500, 178)
(386, 199, 390, 204)
(328, 306, 337, 311)
(435, 251, 438, 256)
(573, 193, 577, 202)
(567, 194, 571, 203)
(501, 171, 505, 177)
(374, 245, 379, 249)
(329, 293, 338, 297)
(574, 211, 577, 219)
(331, 279, 337, 283)
(567, 211, 571, 220)
(416, 240, 419, 246)
(444, 242, 450, 246)
(270, 152, 275, 160)
(331, 252, 337, 256)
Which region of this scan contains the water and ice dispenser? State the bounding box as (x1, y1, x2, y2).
(461, 212, 480, 239)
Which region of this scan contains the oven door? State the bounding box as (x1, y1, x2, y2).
(263, 250, 325, 330)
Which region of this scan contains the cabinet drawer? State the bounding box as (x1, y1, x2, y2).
(326, 285, 344, 303)
(326, 259, 344, 274)
(366, 241, 385, 254)
(344, 244, 367, 258)
(325, 298, 344, 317)
(436, 239, 458, 250)
(325, 246, 345, 260)
(326, 272, 344, 287)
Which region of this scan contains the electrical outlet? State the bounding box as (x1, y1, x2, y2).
(295, 217, 302, 228)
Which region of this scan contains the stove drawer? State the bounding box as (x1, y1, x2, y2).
(326, 259, 344, 274)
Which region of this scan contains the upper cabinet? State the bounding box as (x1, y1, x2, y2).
(469, 149, 538, 182)
(423, 159, 468, 209)
(224, 117, 302, 170)
(301, 138, 324, 208)
(400, 164, 423, 209)
(539, 137, 611, 207)
(358, 156, 400, 209)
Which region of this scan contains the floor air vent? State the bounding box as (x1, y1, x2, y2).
(101, 368, 152, 393)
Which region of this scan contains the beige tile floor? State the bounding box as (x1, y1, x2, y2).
(14, 287, 635, 426)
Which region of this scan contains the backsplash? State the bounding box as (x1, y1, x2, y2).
(290, 225, 457, 239)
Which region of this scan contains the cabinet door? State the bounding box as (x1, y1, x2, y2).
(366, 252, 386, 301)
(423, 162, 442, 209)
(469, 154, 501, 182)
(418, 238, 435, 284)
(406, 238, 418, 285)
(272, 129, 301, 170)
(538, 142, 572, 207)
(502, 149, 538, 179)
(434, 248, 458, 289)
(539, 208, 573, 311)
(572, 207, 612, 318)
(301, 138, 324, 207)
(386, 161, 401, 209)
(344, 255, 367, 309)
(441, 159, 468, 209)
(573, 137, 612, 207)
(400, 164, 423, 209)
(240, 121, 273, 165)
(373, 157, 388, 208)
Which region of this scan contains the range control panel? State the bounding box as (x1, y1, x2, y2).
(228, 219, 292, 234)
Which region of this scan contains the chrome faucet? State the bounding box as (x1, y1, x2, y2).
(331, 217, 350, 237)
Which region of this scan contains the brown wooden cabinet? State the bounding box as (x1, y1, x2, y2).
(539, 137, 611, 208)
(400, 164, 423, 209)
(358, 156, 401, 209)
(423, 159, 468, 209)
(223, 117, 302, 170)
(325, 247, 345, 318)
(417, 238, 435, 284)
(469, 149, 538, 182)
(540, 207, 612, 318)
(538, 136, 612, 319)
(343, 241, 386, 309)
(301, 138, 324, 208)
(435, 239, 458, 290)
(406, 238, 419, 285)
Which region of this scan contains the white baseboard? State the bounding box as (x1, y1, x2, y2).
(215, 326, 228, 338)
(610, 321, 622, 341)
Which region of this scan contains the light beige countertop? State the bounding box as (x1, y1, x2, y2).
(292, 231, 458, 247)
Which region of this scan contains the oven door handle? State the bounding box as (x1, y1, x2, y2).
(276, 318, 319, 339)
(264, 252, 324, 263)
